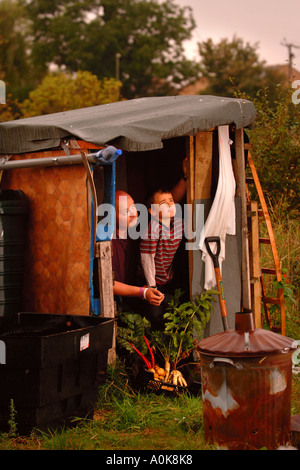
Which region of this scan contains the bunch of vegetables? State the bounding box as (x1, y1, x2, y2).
(117, 288, 218, 390)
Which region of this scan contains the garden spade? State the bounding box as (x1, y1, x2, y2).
(204, 236, 229, 331)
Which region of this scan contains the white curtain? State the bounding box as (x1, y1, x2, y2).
(199, 125, 236, 289)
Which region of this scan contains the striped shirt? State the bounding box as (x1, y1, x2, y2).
(140, 217, 184, 285)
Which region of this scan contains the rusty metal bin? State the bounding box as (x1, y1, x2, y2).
(198, 311, 297, 450)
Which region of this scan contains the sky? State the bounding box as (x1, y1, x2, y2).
(174, 0, 300, 72)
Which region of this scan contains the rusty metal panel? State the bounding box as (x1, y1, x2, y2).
(1, 163, 90, 315)
(198, 311, 297, 449)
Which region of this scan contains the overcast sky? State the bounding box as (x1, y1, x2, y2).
(175, 0, 300, 71)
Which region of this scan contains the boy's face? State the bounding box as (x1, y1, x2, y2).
(150, 192, 176, 223)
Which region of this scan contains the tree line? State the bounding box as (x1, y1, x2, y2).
(1, 0, 288, 117)
(0, 0, 299, 213)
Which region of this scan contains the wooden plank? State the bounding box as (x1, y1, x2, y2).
(95, 241, 115, 316)
(194, 131, 213, 199)
(244, 143, 253, 150)
(259, 238, 271, 244)
(235, 128, 251, 310)
(76, 140, 105, 150)
(96, 241, 116, 364)
(249, 201, 262, 328)
(186, 136, 194, 299)
(265, 297, 281, 305)
(261, 268, 277, 275)
(186, 135, 194, 204)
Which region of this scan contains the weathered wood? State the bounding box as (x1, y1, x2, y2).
(95, 242, 114, 316)
(259, 237, 271, 244)
(186, 135, 194, 204)
(76, 140, 105, 150)
(194, 131, 213, 199)
(249, 201, 262, 328)
(95, 241, 116, 364)
(186, 136, 194, 299)
(235, 128, 251, 311)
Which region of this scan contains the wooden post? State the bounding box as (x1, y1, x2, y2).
(95, 241, 116, 365)
(186, 132, 213, 299)
(186, 136, 194, 299)
(249, 201, 262, 327)
(235, 129, 251, 311)
(194, 132, 213, 200)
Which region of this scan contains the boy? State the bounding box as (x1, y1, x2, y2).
(139, 188, 184, 328)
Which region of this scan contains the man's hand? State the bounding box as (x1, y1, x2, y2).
(145, 288, 164, 306)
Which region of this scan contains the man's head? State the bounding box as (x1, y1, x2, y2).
(115, 190, 138, 231)
(147, 188, 176, 224)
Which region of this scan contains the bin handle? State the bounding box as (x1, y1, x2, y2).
(209, 357, 243, 370)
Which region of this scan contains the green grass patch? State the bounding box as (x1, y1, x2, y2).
(0, 362, 299, 451)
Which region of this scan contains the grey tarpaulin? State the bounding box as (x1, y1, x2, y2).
(0, 95, 256, 154)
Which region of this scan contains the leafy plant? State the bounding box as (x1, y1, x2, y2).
(117, 312, 151, 357)
(150, 288, 218, 371)
(267, 269, 298, 331)
(116, 289, 218, 387)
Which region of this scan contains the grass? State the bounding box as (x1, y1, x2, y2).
(0, 362, 212, 450)
(0, 361, 299, 451)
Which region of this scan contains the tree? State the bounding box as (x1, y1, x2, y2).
(238, 85, 300, 213)
(24, 0, 199, 98)
(21, 70, 122, 117)
(0, 0, 35, 101)
(198, 36, 285, 98)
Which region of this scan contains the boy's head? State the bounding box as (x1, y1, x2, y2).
(146, 188, 176, 223)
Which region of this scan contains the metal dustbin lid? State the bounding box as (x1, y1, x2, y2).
(197, 312, 298, 358)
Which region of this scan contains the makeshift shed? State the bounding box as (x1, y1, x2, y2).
(0, 95, 275, 339)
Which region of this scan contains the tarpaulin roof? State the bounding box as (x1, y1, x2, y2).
(0, 95, 256, 154)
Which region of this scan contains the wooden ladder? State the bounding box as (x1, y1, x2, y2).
(246, 149, 286, 335)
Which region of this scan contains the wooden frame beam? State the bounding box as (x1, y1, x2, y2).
(235, 128, 251, 311)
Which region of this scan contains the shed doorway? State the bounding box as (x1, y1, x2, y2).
(98, 137, 190, 303)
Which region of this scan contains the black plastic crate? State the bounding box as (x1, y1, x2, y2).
(0, 312, 114, 433)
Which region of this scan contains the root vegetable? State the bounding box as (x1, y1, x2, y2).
(168, 370, 187, 388)
(156, 367, 166, 377)
(177, 375, 188, 387)
(164, 361, 170, 382)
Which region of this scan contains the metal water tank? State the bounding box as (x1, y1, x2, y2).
(0, 190, 28, 316)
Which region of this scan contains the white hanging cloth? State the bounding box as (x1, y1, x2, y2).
(199, 125, 236, 290)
